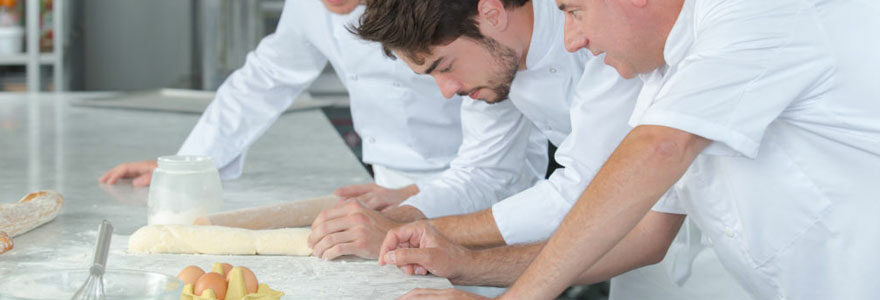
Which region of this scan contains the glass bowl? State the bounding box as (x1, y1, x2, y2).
(0, 269, 182, 300)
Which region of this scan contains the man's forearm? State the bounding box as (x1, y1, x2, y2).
(382, 205, 506, 248)
(503, 125, 709, 299)
(454, 243, 544, 286)
(573, 211, 685, 285)
(430, 208, 506, 248)
(455, 211, 684, 288)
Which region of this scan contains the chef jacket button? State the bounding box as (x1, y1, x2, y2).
(725, 228, 736, 238)
(368, 137, 376, 143)
(393, 82, 401, 87)
(349, 74, 358, 80)
(549, 68, 557, 74)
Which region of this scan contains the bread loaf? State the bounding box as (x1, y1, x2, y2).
(0, 190, 64, 237)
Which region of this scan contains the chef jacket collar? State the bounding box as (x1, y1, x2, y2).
(524, 0, 563, 70)
(663, 0, 695, 70)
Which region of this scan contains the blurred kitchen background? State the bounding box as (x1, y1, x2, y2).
(0, 0, 357, 160)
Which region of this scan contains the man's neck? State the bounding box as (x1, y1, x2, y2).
(506, 0, 534, 69)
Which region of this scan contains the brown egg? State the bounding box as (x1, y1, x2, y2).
(226, 266, 259, 294)
(219, 263, 233, 275)
(194, 272, 227, 300)
(176, 265, 205, 285)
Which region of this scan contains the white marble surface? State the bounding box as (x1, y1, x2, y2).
(0, 93, 452, 299)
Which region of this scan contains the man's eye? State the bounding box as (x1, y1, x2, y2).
(440, 65, 453, 73)
(568, 10, 581, 18)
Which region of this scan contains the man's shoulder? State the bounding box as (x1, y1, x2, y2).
(280, 0, 334, 26)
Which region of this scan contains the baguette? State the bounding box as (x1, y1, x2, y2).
(0, 190, 64, 237)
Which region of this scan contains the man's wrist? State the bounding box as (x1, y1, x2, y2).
(430, 209, 505, 249)
(451, 247, 483, 286)
(383, 204, 427, 223)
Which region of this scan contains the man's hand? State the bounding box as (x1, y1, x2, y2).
(308, 199, 401, 260)
(98, 160, 158, 187)
(398, 288, 490, 300)
(333, 183, 419, 211)
(378, 220, 472, 282)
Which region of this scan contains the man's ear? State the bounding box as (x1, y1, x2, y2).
(477, 0, 509, 31)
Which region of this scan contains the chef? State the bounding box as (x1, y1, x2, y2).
(313, 0, 748, 299)
(431, 0, 880, 299)
(98, 0, 547, 213)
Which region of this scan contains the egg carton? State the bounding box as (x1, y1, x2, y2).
(180, 263, 283, 300)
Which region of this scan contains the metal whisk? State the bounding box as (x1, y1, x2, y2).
(71, 220, 113, 300)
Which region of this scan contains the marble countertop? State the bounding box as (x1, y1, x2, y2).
(0, 93, 452, 299)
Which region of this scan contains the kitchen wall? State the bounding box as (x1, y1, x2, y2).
(73, 0, 194, 91)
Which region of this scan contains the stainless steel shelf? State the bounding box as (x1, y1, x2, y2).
(0, 53, 57, 65)
(0, 0, 64, 92)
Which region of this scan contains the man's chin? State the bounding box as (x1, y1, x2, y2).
(616, 69, 637, 79)
(322, 1, 360, 14)
(601, 56, 633, 79)
(483, 96, 508, 104)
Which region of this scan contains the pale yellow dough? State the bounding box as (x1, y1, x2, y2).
(128, 224, 312, 256)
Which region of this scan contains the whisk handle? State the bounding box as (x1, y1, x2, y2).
(92, 220, 113, 269)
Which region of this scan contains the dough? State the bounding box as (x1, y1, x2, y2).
(128, 225, 312, 256)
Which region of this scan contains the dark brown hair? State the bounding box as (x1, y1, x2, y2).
(351, 0, 529, 64)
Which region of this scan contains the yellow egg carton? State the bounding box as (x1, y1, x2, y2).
(180, 263, 283, 300)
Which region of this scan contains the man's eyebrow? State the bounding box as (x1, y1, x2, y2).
(422, 57, 444, 74)
(558, 3, 567, 11)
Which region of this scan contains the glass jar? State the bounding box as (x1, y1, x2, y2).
(147, 155, 222, 225)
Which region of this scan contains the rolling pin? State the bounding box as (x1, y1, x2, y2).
(0, 190, 65, 254)
(192, 195, 339, 230)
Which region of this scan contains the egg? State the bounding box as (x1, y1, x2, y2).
(194, 272, 227, 300)
(219, 262, 233, 275)
(176, 265, 205, 285)
(226, 266, 259, 294)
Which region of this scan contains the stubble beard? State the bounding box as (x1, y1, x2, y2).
(479, 37, 520, 104)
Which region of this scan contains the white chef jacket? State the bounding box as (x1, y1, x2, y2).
(177, 1, 465, 179)
(630, 0, 880, 299)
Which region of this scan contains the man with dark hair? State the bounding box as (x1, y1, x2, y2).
(353, 0, 529, 104)
(311, 0, 749, 299)
(354, 0, 527, 64)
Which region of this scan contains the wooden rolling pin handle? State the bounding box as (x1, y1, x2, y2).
(190, 195, 339, 230)
(192, 216, 211, 226)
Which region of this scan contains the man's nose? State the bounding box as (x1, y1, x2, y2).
(563, 21, 589, 52)
(434, 75, 462, 99)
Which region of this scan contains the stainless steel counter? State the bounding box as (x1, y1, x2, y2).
(0, 93, 452, 299)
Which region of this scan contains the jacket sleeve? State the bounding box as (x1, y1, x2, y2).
(400, 97, 549, 218)
(177, 0, 328, 180)
(492, 59, 648, 244)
